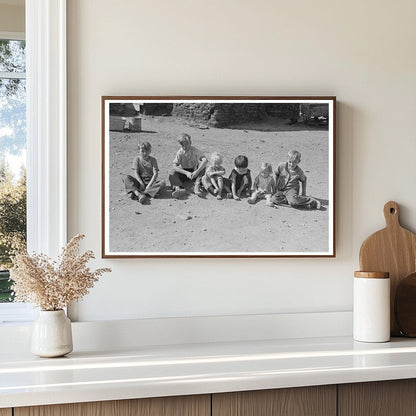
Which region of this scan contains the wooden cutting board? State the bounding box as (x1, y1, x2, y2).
(359, 201, 416, 336)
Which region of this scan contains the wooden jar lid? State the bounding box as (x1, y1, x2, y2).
(354, 271, 390, 279)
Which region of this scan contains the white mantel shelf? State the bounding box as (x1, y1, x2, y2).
(2, 335, 416, 409)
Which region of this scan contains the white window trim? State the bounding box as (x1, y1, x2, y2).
(0, 0, 67, 323)
(26, 0, 67, 257)
(0, 31, 25, 40)
(0, 72, 25, 79)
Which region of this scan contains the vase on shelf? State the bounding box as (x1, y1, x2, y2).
(31, 310, 73, 358)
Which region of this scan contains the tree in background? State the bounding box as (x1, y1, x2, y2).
(0, 160, 26, 267)
(0, 160, 26, 302)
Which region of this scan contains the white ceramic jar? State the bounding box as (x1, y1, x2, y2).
(31, 310, 73, 357)
(353, 271, 390, 343)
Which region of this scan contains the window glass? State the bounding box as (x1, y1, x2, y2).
(0, 39, 26, 303)
(0, 39, 26, 72)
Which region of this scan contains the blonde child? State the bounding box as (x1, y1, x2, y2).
(248, 162, 276, 206)
(202, 152, 226, 200)
(169, 133, 207, 198)
(271, 149, 321, 209)
(122, 141, 165, 204)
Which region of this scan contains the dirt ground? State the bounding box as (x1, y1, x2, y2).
(108, 116, 331, 254)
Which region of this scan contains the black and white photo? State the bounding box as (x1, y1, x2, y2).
(102, 97, 335, 257)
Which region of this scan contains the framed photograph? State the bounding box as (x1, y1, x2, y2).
(102, 96, 336, 258)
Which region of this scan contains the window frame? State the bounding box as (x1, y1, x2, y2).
(0, 0, 67, 323)
(26, 0, 67, 257)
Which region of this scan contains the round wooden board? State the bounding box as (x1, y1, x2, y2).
(360, 201, 416, 335)
(395, 272, 416, 337)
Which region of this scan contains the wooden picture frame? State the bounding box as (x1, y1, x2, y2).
(102, 96, 336, 258)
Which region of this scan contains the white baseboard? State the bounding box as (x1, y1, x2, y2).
(0, 311, 352, 353)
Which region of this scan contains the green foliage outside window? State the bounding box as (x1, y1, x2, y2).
(0, 38, 26, 303)
(0, 270, 12, 302)
(0, 162, 26, 302)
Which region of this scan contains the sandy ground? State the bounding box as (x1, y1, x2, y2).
(108, 116, 330, 254)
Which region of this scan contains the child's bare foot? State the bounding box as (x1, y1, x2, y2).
(233, 195, 241, 201)
(308, 198, 321, 209)
(265, 195, 274, 207)
(216, 194, 223, 200)
(172, 188, 186, 199)
(193, 184, 203, 197)
(247, 198, 256, 204)
(139, 194, 148, 204)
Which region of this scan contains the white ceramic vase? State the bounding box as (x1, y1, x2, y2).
(31, 310, 73, 357)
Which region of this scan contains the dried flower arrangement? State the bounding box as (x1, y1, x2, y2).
(10, 234, 111, 311)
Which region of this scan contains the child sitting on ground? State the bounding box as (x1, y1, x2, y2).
(248, 162, 276, 206)
(169, 133, 207, 198)
(202, 152, 226, 200)
(122, 141, 165, 204)
(271, 149, 321, 209)
(224, 155, 252, 201)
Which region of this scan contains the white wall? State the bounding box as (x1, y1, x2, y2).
(67, 0, 416, 322)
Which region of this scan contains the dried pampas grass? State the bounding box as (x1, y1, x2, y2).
(10, 234, 111, 311)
